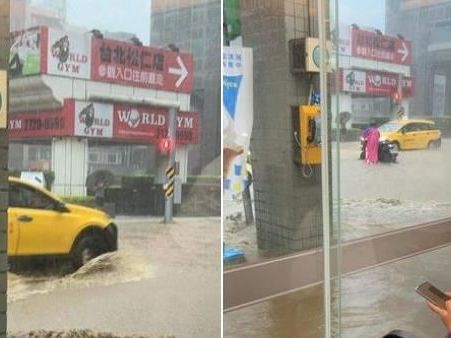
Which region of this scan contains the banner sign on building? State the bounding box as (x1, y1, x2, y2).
(91, 39, 194, 94)
(47, 28, 91, 79)
(342, 69, 366, 93)
(9, 27, 42, 77)
(0, 71, 6, 129)
(223, 46, 254, 196)
(113, 104, 199, 144)
(74, 101, 113, 138)
(8, 100, 199, 145)
(8, 110, 71, 138)
(341, 68, 414, 97)
(352, 28, 412, 65)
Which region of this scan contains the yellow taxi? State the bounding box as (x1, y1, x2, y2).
(378, 119, 441, 151)
(8, 177, 118, 269)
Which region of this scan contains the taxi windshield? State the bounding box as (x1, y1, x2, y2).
(378, 123, 402, 133)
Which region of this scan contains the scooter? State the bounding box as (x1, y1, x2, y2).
(360, 137, 398, 163)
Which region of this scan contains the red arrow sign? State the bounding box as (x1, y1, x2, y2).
(352, 28, 412, 65)
(91, 38, 194, 94)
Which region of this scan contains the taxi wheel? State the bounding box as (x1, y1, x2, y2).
(72, 235, 102, 269)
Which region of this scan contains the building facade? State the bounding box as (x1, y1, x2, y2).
(150, 0, 221, 174)
(386, 0, 451, 116)
(8, 25, 199, 196)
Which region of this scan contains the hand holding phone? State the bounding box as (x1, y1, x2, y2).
(416, 281, 451, 309)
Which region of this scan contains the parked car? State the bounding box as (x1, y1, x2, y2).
(8, 177, 118, 269)
(378, 119, 441, 151)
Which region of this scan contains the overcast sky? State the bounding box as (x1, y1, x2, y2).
(66, 0, 151, 44)
(339, 0, 385, 31)
(63, 0, 384, 44)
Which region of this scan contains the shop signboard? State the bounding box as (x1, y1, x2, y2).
(91, 39, 194, 93)
(340, 68, 415, 98)
(0, 71, 6, 129)
(46, 28, 91, 79)
(366, 70, 399, 95)
(366, 70, 415, 97)
(352, 28, 412, 65)
(9, 27, 42, 77)
(8, 110, 71, 138)
(342, 69, 366, 93)
(113, 104, 199, 144)
(74, 101, 113, 138)
(8, 100, 199, 144)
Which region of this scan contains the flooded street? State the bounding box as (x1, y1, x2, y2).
(7, 217, 221, 338)
(224, 140, 451, 336)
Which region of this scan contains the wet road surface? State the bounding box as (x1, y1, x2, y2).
(8, 216, 221, 338)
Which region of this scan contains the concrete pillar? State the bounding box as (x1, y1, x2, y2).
(51, 137, 88, 196)
(240, 0, 323, 255)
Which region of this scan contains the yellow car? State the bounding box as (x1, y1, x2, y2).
(8, 177, 118, 268)
(378, 119, 441, 151)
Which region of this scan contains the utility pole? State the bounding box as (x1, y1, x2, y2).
(164, 106, 177, 223)
(0, 1, 9, 334)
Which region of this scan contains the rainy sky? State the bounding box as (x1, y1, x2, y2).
(66, 0, 151, 44)
(340, 0, 385, 31)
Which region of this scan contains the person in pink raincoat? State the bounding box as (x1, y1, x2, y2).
(365, 122, 380, 165)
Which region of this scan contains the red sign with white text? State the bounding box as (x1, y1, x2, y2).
(352, 28, 412, 65)
(91, 39, 194, 94)
(113, 104, 199, 144)
(8, 109, 72, 138)
(9, 100, 199, 145)
(365, 70, 414, 97)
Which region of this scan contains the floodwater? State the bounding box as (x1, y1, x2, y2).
(224, 141, 451, 337)
(8, 217, 221, 338)
(225, 245, 451, 338)
(8, 251, 153, 303)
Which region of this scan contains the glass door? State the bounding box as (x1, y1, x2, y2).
(331, 0, 451, 337)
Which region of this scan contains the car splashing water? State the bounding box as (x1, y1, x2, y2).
(8, 252, 153, 303)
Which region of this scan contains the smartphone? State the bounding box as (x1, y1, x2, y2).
(416, 281, 451, 309)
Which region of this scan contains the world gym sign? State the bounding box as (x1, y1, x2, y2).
(0, 70, 6, 129)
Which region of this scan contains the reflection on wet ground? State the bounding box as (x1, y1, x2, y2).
(225, 245, 451, 338)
